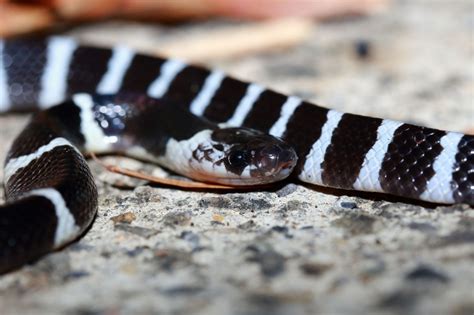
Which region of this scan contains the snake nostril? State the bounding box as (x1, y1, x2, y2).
(279, 147, 295, 164)
(280, 149, 298, 171)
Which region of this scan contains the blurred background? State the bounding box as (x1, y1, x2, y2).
(2, 0, 471, 132)
(1, 0, 388, 36)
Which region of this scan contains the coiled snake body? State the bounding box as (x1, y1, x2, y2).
(0, 37, 472, 274)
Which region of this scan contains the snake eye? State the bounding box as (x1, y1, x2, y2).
(227, 150, 250, 168)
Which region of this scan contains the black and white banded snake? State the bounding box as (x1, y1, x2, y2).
(0, 36, 472, 274)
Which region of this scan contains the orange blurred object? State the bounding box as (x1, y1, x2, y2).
(52, 0, 388, 20)
(210, 0, 388, 20)
(0, 0, 389, 37)
(0, 3, 54, 37)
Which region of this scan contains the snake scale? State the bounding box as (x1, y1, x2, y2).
(0, 36, 472, 274)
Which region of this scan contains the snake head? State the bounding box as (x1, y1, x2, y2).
(186, 128, 297, 186)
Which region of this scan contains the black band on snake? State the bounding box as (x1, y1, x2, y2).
(0, 36, 472, 274)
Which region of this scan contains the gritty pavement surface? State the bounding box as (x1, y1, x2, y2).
(0, 1, 473, 315)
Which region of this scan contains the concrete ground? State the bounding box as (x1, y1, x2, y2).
(0, 1, 473, 314)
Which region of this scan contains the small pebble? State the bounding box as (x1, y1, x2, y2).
(300, 263, 332, 276)
(212, 213, 225, 223)
(340, 201, 358, 209)
(180, 231, 201, 250)
(238, 220, 257, 230)
(271, 225, 293, 238)
(275, 183, 298, 197)
(110, 211, 137, 224)
(271, 226, 288, 233)
(161, 210, 193, 226)
(64, 271, 90, 280)
(405, 265, 450, 283)
(246, 245, 286, 277)
(354, 39, 372, 59)
(126, 246, 148, 257)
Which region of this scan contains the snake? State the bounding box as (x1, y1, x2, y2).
(0, 36, 472, 274)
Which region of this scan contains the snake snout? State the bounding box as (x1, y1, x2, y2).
(255, 142, 298, 177)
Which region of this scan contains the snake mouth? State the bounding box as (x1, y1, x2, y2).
(191, 171, 294, 187)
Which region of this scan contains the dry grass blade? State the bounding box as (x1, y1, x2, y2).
(157, 18, 313, 62)
(90, 153, 241, 190)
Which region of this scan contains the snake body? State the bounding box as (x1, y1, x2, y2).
(0, 36, 473, 274)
